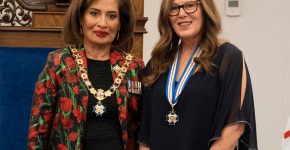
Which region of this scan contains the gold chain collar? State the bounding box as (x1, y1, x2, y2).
(69, 45, 133, 103)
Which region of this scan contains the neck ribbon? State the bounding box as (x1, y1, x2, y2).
(166, 44, 201, 107)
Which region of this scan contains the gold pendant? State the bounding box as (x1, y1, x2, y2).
(93, 102, 106, 116)
(166, 108, 179, 125)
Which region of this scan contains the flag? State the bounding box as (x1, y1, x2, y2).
(282, 116, 290, 149)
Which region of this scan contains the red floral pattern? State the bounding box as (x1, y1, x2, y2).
(54, 51, 62, 58)
(69, 131, 77, 142)
(46, 80, 54, 89)
(56, 73, 63, 87)
(54, 58, 61, 66)
(122, 131, 128, 140)
(59, 97, 73, 112)
(32, 106, 39, 117)
(36, 97, 43, 106)
(73, 85, 79, 94)
(118, 86, 127, 97)
(129, 96, 138, 112)
(119, 105, 127, 124)
(131, 76, 139, 81)
(82, 96, 88, 109)
(128, 62, 138, 70)
(35, 82, 47, 95)
(57, 111, 63, 121)
(43, 110, 54, 125)
(62, 117, 74, 130)
(29, 140, 35, 149)
(49, 67, 56, 81)
(28, 126, 38, 139)
(128, 138, 135, 150)
(57, 143, 68, 150)
(67, 72, 78, 83)
(82, 111, 86, 121)
(62, 67, 69, 76)
(117, 97, 122, 104)
(39, 124, 47, 133)
(52, 118, 59, 130)
(65, 57, 76, 69)
(73, 105, 82, 123)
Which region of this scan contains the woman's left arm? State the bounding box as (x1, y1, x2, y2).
(210, 56, 247, 150)
(210, 123, 246, 150)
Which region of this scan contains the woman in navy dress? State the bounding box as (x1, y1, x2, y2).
(138, 0, 258, 150)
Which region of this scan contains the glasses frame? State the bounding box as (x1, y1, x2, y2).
(169, 0, 201, 16)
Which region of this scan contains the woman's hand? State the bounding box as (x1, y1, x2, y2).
(139, 144, 150, 150)
(210, 122, 246, 150)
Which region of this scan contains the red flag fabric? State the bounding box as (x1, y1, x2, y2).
(282, 116, 290, 149)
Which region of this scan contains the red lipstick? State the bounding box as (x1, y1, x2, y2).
(94, 31, 108, 37)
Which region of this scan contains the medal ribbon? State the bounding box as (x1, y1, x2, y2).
(166, 45, 202, 107)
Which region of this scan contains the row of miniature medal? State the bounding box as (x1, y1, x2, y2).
(113, 65, 142, 94)
(166, 45, 202, 125)
(127, 80, 142, 94)
(69, 45, 134, 117)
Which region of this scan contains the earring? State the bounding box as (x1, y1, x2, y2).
(80, 26, 83, 36)
(117, 31, 120, 40)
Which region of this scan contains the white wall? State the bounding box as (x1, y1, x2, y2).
(143, 0, 290, 150)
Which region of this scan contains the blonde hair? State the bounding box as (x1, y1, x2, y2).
(143, 0, 222, 87)
(62, 0, 135, 52)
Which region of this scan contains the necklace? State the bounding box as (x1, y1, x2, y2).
(69, 45, 132, 116)
(165, 45, 202, 125)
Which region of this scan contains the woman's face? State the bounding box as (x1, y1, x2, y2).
(169, 0, 204, 41)
(81, 0, 120, 46)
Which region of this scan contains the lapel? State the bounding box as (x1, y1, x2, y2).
(109, 48, 128, 120)
(74, 44, 89, 132)
(109, 48, 129, 144)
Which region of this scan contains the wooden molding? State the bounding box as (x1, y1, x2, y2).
(132, 0, 144, 17)
(135, 17, 148, 33)
(131, 34, 143, 58)
(32, 12, 66, 29)
(0, 30, 65, 48)
(0, 26, 61, 32)
(47, 4, 68, 12)
(15, 0, 55, 11)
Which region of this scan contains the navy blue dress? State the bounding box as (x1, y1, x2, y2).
(138, 43, 258, 150)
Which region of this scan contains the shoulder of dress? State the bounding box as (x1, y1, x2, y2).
(132, 56, 144, 65)
(218, 42, 243, 59)
(49, 46, 72, 58)
(116, 49, 144, 63)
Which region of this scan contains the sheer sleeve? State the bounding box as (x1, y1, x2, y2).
(138, 60, 152, 147)
(209, 45, 258, 150)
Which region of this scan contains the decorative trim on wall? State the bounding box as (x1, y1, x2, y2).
(32, 11, 65, 29)
(0, 0, 32, 26)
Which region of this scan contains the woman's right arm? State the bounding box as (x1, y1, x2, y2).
(27, 52, 58, 150)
